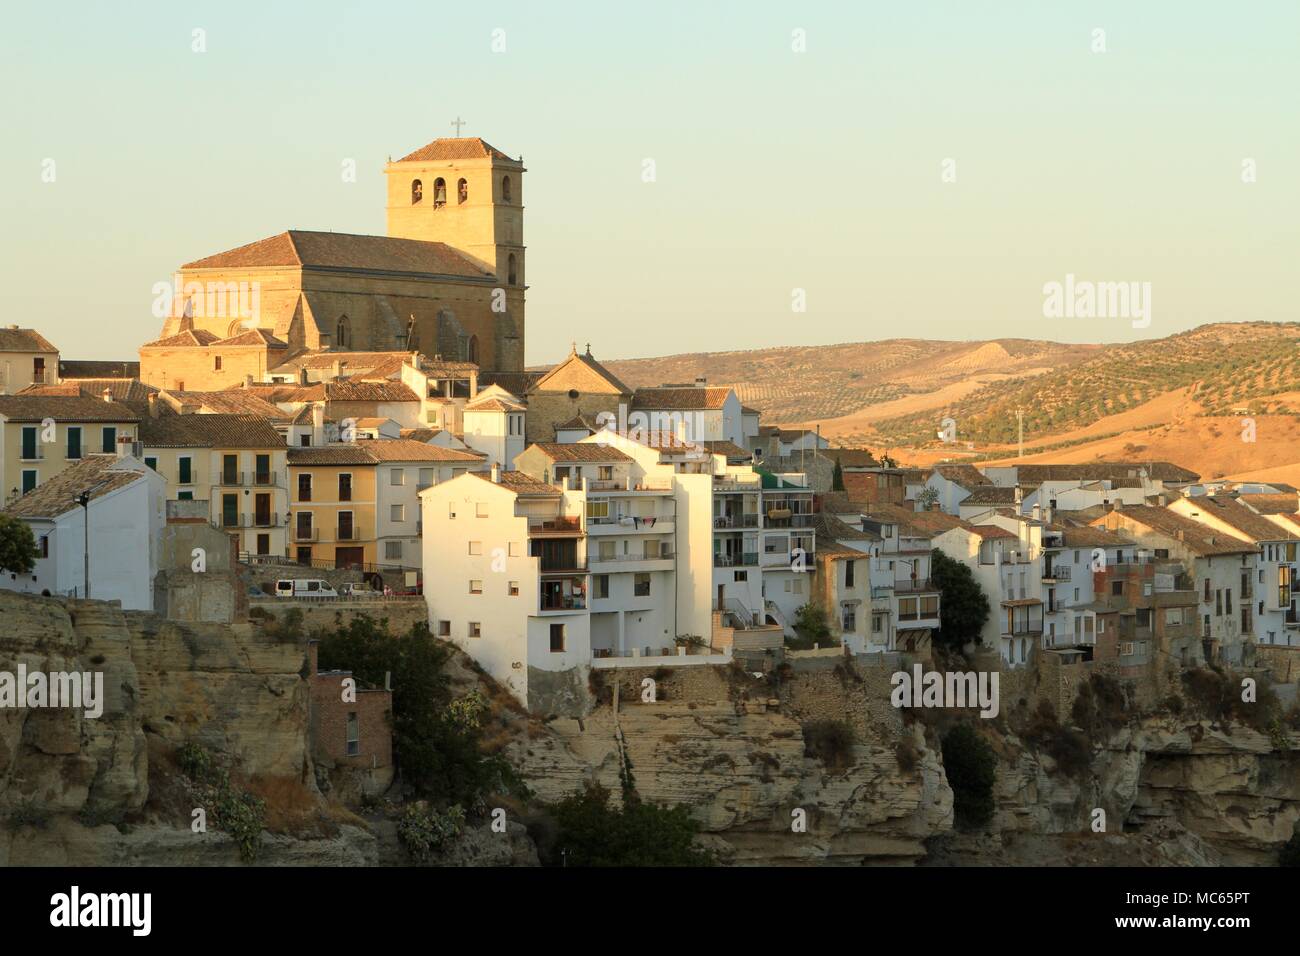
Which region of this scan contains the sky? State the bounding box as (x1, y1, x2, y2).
(1, 1, 1296, 366)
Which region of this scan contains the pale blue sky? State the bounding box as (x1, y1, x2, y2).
(1, 1, 1296, 365)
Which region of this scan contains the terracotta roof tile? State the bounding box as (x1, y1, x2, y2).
(528, 443, 632, 463)
(0, 394, 141, 423)
(181, 230, 494, 279)
(0, 328, 58, 353)
(4, 455, 145, 519)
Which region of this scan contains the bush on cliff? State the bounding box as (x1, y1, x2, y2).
(941, 723, 997, 830)
(541, 784, 714, 867)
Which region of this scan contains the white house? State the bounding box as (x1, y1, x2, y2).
(1, 452, 165, 609)
(461, 387, 526, 468)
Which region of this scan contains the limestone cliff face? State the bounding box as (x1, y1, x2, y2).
(0, 592, 375, 865)
(509, 700, 953, 865)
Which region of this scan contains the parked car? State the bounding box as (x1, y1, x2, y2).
(341, 582, 381, 599)
(274, 579, 339, 599)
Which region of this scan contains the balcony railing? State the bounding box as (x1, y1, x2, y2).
(1042, 564, 1071, 581)
(217, 512, 283, 529)
(714, 552, 759, 567)
(714, 514, 759, 529)
(590, 551, 674, 564)
(293, 527, 318, 542)
(528, 517, 583, 535)
(336, 524, 365, 542)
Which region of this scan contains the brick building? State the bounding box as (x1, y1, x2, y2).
(306, 640, 393, 798)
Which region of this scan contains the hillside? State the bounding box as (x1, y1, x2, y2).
(604, 322, 1300, 481)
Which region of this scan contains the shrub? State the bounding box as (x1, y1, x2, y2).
(787, 603, 831, 650)
(396, 803, 466, 862)
(941, 724, 997, 830)
(544, 784, 713, 867)
(803, 720, 856, 771)
(177, 742, 265, 862)
(5, 799, 50, 831)
(895, 736, 920, 774)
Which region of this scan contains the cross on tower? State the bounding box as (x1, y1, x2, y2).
(451, 116, 466, 137)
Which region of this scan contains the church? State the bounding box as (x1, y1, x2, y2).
(140, 135, 526, 390)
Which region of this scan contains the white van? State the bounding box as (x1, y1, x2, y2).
(274, 579, 339, 599)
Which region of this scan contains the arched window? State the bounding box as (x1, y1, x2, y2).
(502, 175, 512, 202)
(467, 335, 479, 364)
(457, 178, 468, 204)
(336, 315, 351, 350)
(411, 179, 422, 204)
(507, 253, 517, 286)
(433, 178, 447, 208)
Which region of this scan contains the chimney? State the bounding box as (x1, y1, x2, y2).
(331, 359, 342, 381)
(311, 403, 324, 446)
(244, 374, 254, 388)
(1014, 486, 1023, 505)
(1113, 498, 1123, 511)
(1157, 493, 1168, 507)
(491, 463, 501, 483)
(102, 387, 113, 403)
(115, 435, 131, 458)
(147, 393, 159, 419)
(299, 367, 309, 386)
(1032, 503, 1041, 521)
(410, 351, 420, 368)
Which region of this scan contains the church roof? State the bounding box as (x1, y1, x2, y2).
(143, 329, 220, 348)
(181, 230, 494, 280)
(213, 328, 287, 348)
(533, 348, 632, 395)
(396, 137, 517, 163)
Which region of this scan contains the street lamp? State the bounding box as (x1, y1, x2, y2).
(75, 491, 91, 598)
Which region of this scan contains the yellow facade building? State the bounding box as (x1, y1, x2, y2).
(0, 394, 141, 502)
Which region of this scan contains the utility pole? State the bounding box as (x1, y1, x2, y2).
(75, 490, 91, 598)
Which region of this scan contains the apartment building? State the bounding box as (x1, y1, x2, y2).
(1091, 504, 1258, 665)
(139, 412, 289, 557)
(1168, 493, 1300, 647)
(757, 472, 817, 633)
(811, 512, 882, 653)
(421, 467, 590, 707)
(288, 445, 379, 570)
(360, 438, 486, 570)
(0, 394, 141, 500)
(860, 506, 947, 654)
(1036, 523, 1135, 652)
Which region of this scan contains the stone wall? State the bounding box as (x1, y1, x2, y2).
(250, 599, 428, 636)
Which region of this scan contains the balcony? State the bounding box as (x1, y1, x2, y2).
(714, 513, 759, 529)
(1042, 563, 1071, 582)
(19, 447, 44, 462)
(528, 516, 583, 536)
(893, 578, 936, 594)
(216, 512, 282, 529)
(588, 515, 672, 535)
(336, 524, 365, 542)
(293, 526, 319, 543)
(761, 548, 817, 569)
(714, 552, 758, 568)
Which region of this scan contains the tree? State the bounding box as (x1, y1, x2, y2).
(316, 617, 516, 806)
(788, 602, 831, 650)
(930, 547, 990, 651)
(546, 784, 714, 867)
(831, 458, 845, 492)
(0, 514, 37, 576)
(942, 723, 997, 830)
(915, 486, 940, 511)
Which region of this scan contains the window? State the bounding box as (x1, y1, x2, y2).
(734, 571, 747, 582)
(384, 541, 402, 560)
(468, 541, 482, 555)
(845, 560, 855, 588)
(20, 425, 41, 461)
(594, 574, 609, 599)
(1226, 588, 1233, 615)
(598, 465, 613, 481)
(144, 456, 157, 471)
(39, 535, 49, 559)
(336, 316, 351, 350)
(433, 177, 447, 207)
(178, 491, 193, 501)
(502, 175, 512, 202)
(468, 622, 481, 638)
(338, 473, 352, 502)
(222, 494, 238, 528)
(21, 470, 36, 495)
(214, 355, 223, 371)
(634, 573, 651, 597)
(507, 253, 517, 286)
(179, 456, 194, 485)
(438, 620, 451, 636)
(391, 504, 405, 522)
(33, 356, 45, 384)
(467, 335, 479, 364)
(508, 581, 519, 596)
(469, 579, 483, 594)
(255, 454, 271, 484)
(222, 454, 238, 485)
(448, 502, 457, 519)
(101, 427, 116, 454)
(1203, 579, 1211, 602)
(1111, 581, 1123, 596)
(66, 426, 82, 460)
(298, 473, 312, 501)
(586, 500, 609, 521)
(1215, 589, 1222, 616)
(549, 623, 565, 652)
(457, 177, 468, 204)
(383, 468, 403, 488)
(418, 468, 434, 488)
(411, 179, 423, 203)
(346, 713, 359, 756)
